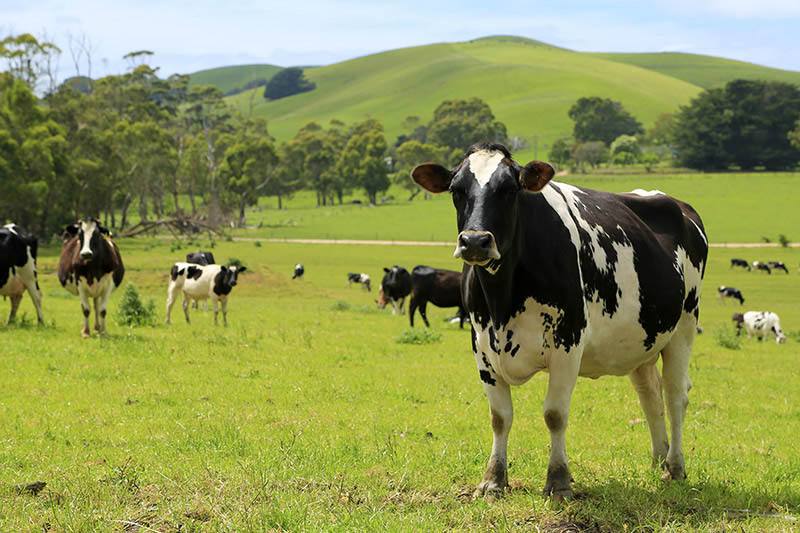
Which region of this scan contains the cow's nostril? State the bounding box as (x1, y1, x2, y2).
(478, 235, 492, 249)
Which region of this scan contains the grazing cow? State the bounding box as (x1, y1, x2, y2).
(767, 261, 789, 274)
(377, 265, 412, 315)
(412, 143, 707, 498)
(292, 264, 304, 279)
(58, 218, 125, 337)
(347, 272, 372, 291)
(752, 261, 771, 274)
(0, 224, 44, 324)
(730, 258, 750, 271)
(717, 286, 745, 305)
(409, 265, 467, 328)
(733, 311, 786, 344)
(166, 262, 246, 326)
(186, 251, 216, 266)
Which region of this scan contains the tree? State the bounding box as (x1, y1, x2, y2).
(392, 140, 448, 200)
(568, 97, 643, 145)
(610, 134, 641, 166)
(336, 119, 389, 205)
(263, 67, 315, 100)
(790, 119, 800, 151)
(549, 137, 573, 169)
(0, 33, 61, 93)
(672, 88, 731, 170)
(572, 141, 608, 171)
(646, 113, 675, 148)
(427, 98, 507, 158)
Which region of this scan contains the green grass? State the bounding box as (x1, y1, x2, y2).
(245, 172, 800, 244)
(594, 52, 800, 89)
(1, 237, 799, 530)
(227, 36, 701, 161)
(189, 64, 283, 93)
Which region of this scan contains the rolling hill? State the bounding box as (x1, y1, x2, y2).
(594, 52, 800, 89)
(214, 36, 800, 160)
(188, 63, 283, 94)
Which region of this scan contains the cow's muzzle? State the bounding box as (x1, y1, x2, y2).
(80, 251, 93, 260)
(454, 230, 501, 265)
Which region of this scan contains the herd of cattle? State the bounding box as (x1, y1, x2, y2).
(0, 142, 796, 498)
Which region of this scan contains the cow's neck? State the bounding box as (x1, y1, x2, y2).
(470, 220, 524, 329)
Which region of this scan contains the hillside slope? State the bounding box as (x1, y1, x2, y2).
(189, 64, 282, 93)
(594, 52, 800, 89)
(228, 37, 702, 160)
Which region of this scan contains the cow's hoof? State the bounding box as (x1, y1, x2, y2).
(662, 462, 686, 481)
(473, 480, 507, 499)
(542, 464, 573, 500)
(81, 330, 91, 339)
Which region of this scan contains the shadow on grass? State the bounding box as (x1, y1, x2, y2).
(561, 478, 800, 530)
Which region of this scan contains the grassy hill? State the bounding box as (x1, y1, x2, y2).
(227, 37, 702, 161)
(189, 64, 283, 94)
(595, 52, 800, 89)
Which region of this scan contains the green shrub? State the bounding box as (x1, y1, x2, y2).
(396, 329, 442, 345)
(331, 300, 351, 311)
(117, 284, 156, 327)
(227, 257, 243, 268)
(778, 234, 791, 248)
(714, 326, 741, 350)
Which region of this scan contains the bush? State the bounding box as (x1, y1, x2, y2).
(117, 284, 156, 327)
(227, 257, 243, 268)
(778, 234, 791, 248)
(714, 326, 741, 350)
(331, 300, 351, 311)
(396, 329, 442, 345)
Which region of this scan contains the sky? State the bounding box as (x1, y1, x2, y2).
(2, 0, 799, 78)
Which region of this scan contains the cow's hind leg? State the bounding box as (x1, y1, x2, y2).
(7, 293, 23, 324)
(25, 281, 44, 325)
(418, 301, 430, 328)
(629, 362, 669, 467)
(542, 348, 581, 499)
(473, 335, 513, 497)
(661, 319, 695, 480)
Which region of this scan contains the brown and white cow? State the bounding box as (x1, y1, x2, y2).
(0, 224, 44, 324)
(58, 218, 125, 337)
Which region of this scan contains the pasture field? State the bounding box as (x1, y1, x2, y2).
(247, 172, 800, 244)
(1, 239, 799, 531)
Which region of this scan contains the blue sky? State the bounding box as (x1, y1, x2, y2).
(2, 0, 799, 77)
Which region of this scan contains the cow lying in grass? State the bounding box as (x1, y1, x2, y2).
(733, 311, 787, 344)
(166, 262, 246, 326)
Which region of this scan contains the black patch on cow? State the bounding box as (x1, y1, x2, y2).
(481, 354, 494, 372)
(683, 288, 698, 314)
(470, 326, 477, 353)
(100, 309, 107, 318)
(479, 370, 496, 386)
(82, 307, 90, 317)
(510, 345, 520, 357)
(187, 266, 203, 280)
(488, 328, 498, 352)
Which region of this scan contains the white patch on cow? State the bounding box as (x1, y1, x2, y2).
(546, 182, 609, 273)
(3, 223, 18, 235)
(468, 150, 505, 188)
(80, 219, 97, 257)
(742, 311, 785, 343)
(629, 189, 665, 197)
(359, 273, 370, 283)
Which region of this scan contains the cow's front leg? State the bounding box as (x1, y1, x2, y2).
(182, 297, 191, 324)
(79, 288, 91, 338)
(93, 297, 102, 332)
(97, 286, 113, 334)
(542, 350, 580, 499)
(220, 297, 228, 327)
(212, 297, 219, 325)
(473, 342, 513, 497)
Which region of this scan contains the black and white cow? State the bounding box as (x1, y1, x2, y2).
(409, 265, 467, 328)
(292, 264, 305, 280)
(347, 272, 371, 291)
(733, 311, 786, 344)
(412, 143, 707, 498)
(730, 258, 750, 271)
(166, 262, 246, 326)
(752, 261, 771, 274)
(377, 265, 412, 315)
(0, 224, 44, 324)
(58, 218, 125, 337)
(767, 261, 789, 274)
(717, 286, 745, 305)
(186, 251, 216, 266)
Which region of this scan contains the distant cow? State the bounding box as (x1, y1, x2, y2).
(752, 261, 771, 274)
(347, 272, 371, 291)
(733, 311, 786, 344)
(409, 265, 466, 328)
(293, 264, 305, 279)
(166, 262, 246, 326)
(0, 224, 44, 324)
(730, 258, 750, 271)
(186, 251, 216, 266)
(378, 265, 412, 314)
(58, 218, 125, 337)
(717, 286, 745, 305)
(767, 261, 789, 274)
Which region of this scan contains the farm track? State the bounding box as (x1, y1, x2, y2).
(235, 237, 800, 248)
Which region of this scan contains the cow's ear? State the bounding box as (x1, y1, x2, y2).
(383, 267, 390, 273)
(62, 224, 79, 240)
(238, 266, 247, 273)
(411, 163, 451, 193)
(519, 161, 555, 192)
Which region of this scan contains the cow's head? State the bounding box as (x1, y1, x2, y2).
(221, 265, 246, 289)
(774, 326, 787, 344)
(412, 143, 554, 272)
(63, 218, 110, 262)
